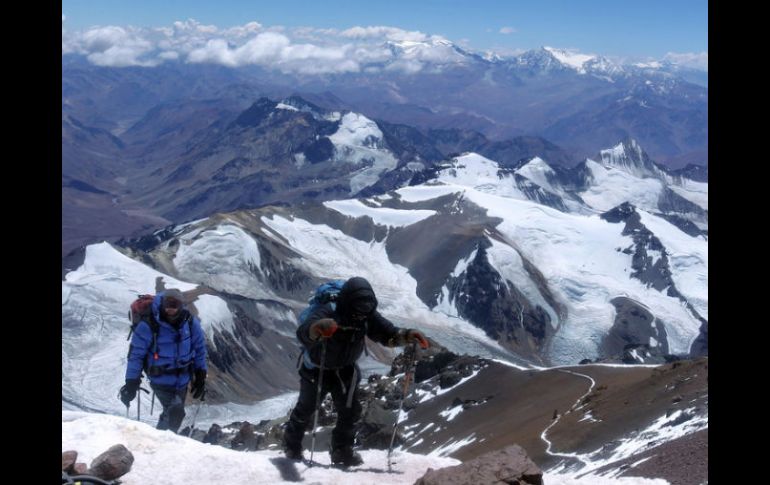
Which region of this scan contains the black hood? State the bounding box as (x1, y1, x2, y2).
(337, 277, 378, 318)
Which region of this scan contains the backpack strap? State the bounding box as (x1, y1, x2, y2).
(145, 312, 161, 371)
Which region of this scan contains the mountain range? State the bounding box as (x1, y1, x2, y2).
(61, 40, 707, 483)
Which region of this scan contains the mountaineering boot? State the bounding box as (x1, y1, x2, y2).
(282, 437, 304, 461)
(282, 430, 304, 461)
(330, 446, 363, 467)
(283, 445, 304, 461)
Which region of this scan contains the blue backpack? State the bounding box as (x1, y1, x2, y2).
(297, 279, 353, 369)
(298, 279, 346, 325)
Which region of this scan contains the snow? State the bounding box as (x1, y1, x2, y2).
(439, 404, 464, 421)
(61, 242, 288, 422)
(543, 474, 669, 485)
(637, 210, 708, 320)
(485, 239, 560, 328)
(544, 46, 595, 72)
(452, 188, 701, 361)
(391, 154, 703, 363)
(328, 112, 399, 194)
(275, 102, 298, 111)
(665, 177, 709, 211)
(580, 159, 663, 213)
(62, 243, 199, 415)
(433, 248, 477, 318)
(414, 369, 482, 403)
(62, 411, 460, 485)
(260, 214, 505, 358)
(193, 294, 237, 342)
(174, 223, 276, 299)
(192, 391, 299, 430)
(395, 184, 461, 202)
(435, 153, 528, 200)
(516, 157, 557, 193)
(324, 199, 436, 227)
(542, 368, 705, 481)
(427, 433, 477, 456)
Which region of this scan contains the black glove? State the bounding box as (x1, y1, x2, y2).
(191, 369, 207, 399)
(119, 379, 141, 407)
(406, 329, 430, 349)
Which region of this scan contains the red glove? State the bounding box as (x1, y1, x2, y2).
(310, 319, 339, 340)
(407, 329, 430, 349)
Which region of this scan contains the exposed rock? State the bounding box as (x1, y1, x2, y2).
(230, 422, 260, 451)
(203, 423, 223, 444)
(689, 321, 708, 357)
(414, 444, 543, 485)
(62, 450, 77, 472)
(88, 444, 134, 480)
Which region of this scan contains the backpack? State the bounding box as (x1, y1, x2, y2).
(296, 279, 369, 368)
(126, 293, 193, 376)
(298, 279, 346, 325)
(128, 294, 156, 337)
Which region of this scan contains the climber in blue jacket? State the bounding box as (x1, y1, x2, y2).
(119, 289, 208, 433)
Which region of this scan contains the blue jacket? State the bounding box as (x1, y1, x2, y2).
(125, 292, 208, 389)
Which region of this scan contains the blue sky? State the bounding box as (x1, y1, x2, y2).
(62, 0, 707, 60)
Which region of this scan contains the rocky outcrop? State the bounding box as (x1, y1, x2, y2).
(600, 296, 669, 362)
(447, 240, 552, 359)
(414, 444, 543, 485)
(689, 321, 708, 357)
(62, 444, 134, 482)
(88, 444, 135, 481)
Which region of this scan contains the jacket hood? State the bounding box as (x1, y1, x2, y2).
(152, 290, 187, 326)
(337, 277, 378, 317)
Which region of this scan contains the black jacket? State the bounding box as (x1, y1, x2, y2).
(297, 277, 401, 369)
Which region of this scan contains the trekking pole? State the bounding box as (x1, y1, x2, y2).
(187, 390, 207, 438)
(388, 342, 418, 472)
(309, 338, 328, 466)
(137, 386, 150, 422)
(150, 391, 155, 416)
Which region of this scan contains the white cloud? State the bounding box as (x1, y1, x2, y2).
(187, 32, 359, 73)
(340, 25, 429, 42)
(75, 26, 158, 66)
(483, 46, 526, 60)
(158, 50, 180, 60)
(61, 19, 468, 73)
(663, 51, 708, 71)
(385, 58, 424, 74)
(224, 21, 263, 38)
(499, 26, 516, 34)
(173, 19, 219, 35)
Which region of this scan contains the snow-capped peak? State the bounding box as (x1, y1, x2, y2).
(598, 139, 658, 176)
(543, 46, 596, 73)
(634, 61, 663, 69)
(278, 96, 341, 122)
(385, 37, 466, 61)
(515, 157, 556, 190)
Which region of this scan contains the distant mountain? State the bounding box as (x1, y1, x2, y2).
(62, 88, 707, 258)
(63, 141, 707, 382)
(63, 44, 707, 165)
(61, 95, 583, 254)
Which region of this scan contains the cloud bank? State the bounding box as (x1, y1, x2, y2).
(61, 18, 707, 74)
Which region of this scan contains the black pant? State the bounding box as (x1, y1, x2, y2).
(151, 384, 188, 433)
(284, 364, 361, 452)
